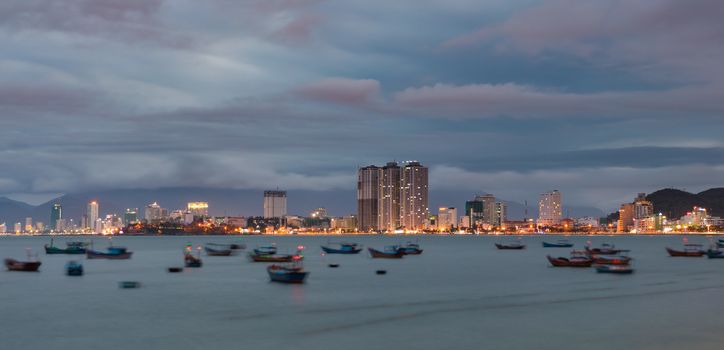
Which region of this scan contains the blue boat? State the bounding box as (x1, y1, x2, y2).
(267, 263, 309, 283)
(395, 242, 423, 255)
(320, 242, 362, 254)
(65, 261, 84, 276)
(86, 247, 132, 259)
(254, 245, 277, 255)
(706, 249, 724, 259)
(542, 240, 574, 248)
(595, 264, 634, 274)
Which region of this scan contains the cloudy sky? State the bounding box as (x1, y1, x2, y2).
(0, 0, 722, 211)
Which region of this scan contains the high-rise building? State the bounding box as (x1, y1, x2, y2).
(309, 207, 328, 218)
(400, 161, 429, 230)
(50, 203, 62, 232)
(14, 222, 22, 233)
(0, 223, 6, 233)
(633, 193, 653, 220)
(263, 190, 287, 218)
(357, 165, 381, 231)
(465, 194, 497, 227)
(86, 201, 99, 229)
(55, 218, 66, 232)
(187, 202, 209, 217)
(24, 217, 33, 232)
(437, 207, 457, 231)
(124, 208, 139, 225)
(145, 202, 165, 223)
(538, 190, 562, 226)
(494, 202, 507, 227)
(618, 203, 635, 232)
(380, 162, 401, 231)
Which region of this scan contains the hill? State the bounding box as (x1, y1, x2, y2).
(646, 188, 724, 219)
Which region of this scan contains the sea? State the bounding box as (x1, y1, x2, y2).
(2, 234, 724, 350)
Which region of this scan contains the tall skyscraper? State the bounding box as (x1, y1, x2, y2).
(380, 162, 401, 231)
(187, 202, 209, 217)
(124, 208, 139, 225)
(465, 194, 496, 227)
(357, 165, 381, 231)
(87, 201, 99, 229)
(145, 202, 165, 222)
(263, 190, 287, 218)
(400, 161, 429, 230)
(494, 202, 507, 227)
(538, 190, 562, 226)
(50, 203, 62, 232)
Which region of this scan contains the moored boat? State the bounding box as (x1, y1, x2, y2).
(65, 261, 84, 276)
(253, 245, 278, 255)
(249, 246, 304, 263)
(368, 247, 404, 259)
(4, 258, 41, 272)
(321, 242, 363, 254)
(184, 254, 202, 267)
(86, 246, 133, 260)
(666, 244, 705, 257)
(542, 240, 574, 248)
(593, 255, 632, 265)
(495, 242, 526, 250)
(547, 251, 593, 267)
(706, 249, 724, 259)
(395, 242, 423, 255)
(585, 243, 626, 255)
(267, 264, 309, 284)
(204, 244, 234, 256)
(595, 264, 634, 274)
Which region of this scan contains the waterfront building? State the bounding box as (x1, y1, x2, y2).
(0, 223, 6, 233)
(459, 215, 470, 229)
(380, 162, 401, 231)
(145, 202, 166, 223)
(538, 190, 562, 226)
(633, 193, 653, 220)
(400, 161, 429, 230)
(357, 165, 381, 231)
(618, 203, 635, 232)
(309, 207, 328, 218)
(437, 207, 457, 231)
(263, 190, 287, 219)
(14, 222, 22, 233)
(187, 202, 209, 217)
(575, 216, 600, 228)
(35, 222, 44, 231)
(50, 203, 62, 232)
(494, 202, 507, 227)
(465, 194, 500, 228)
(87, 201, 99, 229)
(331, 215, 357, 231)
(56, 218, 66, 232)
(124, 208, 139, 225)
(24, 217, 33, 233)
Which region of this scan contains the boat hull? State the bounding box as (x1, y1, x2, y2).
(542, 242, 574, 248)
(666, 247, 705, 257)
(368, 248, 404, 259)
(4, 259, 41, 272)
(595, 265, 634, 274)
(267, 266, 309, 284)
(495, 243, 526, 250)
(593, 256, 631, 265)
(86, 250, 133, 260)
(204, 247, 233, 256)
(547, 255, 593, 267)
(321, 245, 362, 254)
(706, 250, 724, 259)
(45, 245, 86, 255)
(248, 253, 298, 262)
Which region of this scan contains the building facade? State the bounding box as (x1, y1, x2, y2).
(437, 207, 457, 231)
(538, 190, 562, 226)
(87, 201, 99, 229)
(50, 203, 62, 232)
(357, 165, 381, 231)
(263, 190, 287, 218)
(187, 202, 209, 217)
(400, 161, 429, 230)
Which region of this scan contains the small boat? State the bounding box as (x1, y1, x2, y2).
(595, 264, 634, 274)
(395, 242, 424, 255)
(204, 244, 234, 256)
(706, 249, 724, 259)
(45, 239, 86, 254)
(368, 247, 404, 259)
(495, 242, 526, 250)
(86, 246, 133, 260)
(248, 252, 300, 262)
(547, 252, 593, 267)
(253, 245, 277, 255)
(65, 261, 84, 276)
(593, 255, 632, 265)
(119, 281, 141, 289)
(4, 258, 42, 272)
(542, 240, 574, 248)
(184, 254, 202, 268)
(267, 263, 309, 284)
(585, 243, 626, 255)
(376, 269, 387, 275)
(168, 267, 183, 273)
(321, 242, 363, 254)
(666, 244, 705, 257)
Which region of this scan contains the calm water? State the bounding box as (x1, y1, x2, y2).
(2, 235, 724, 350)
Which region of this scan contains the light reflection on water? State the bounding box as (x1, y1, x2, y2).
(2, 234, 724, 350)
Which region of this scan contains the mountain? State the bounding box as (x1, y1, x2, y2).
(646, 188, 724, 219)
(0, 197, 35, 226)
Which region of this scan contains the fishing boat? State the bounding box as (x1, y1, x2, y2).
(593, 255, 632, 265)
(253, 245, 278, 255)
(542, 239, 574, 248)
(45, 239, 86, 255)
(595, 264, 634, 274)
(86, 246, 133, 260)
(65, 261, 84, 276)
(706, 249, 724, 259)
(495, 242, 526, 250)
(184, 254, 202, 268)
(267, 263, 309, 284)
(249, 246, 304, 263)
(321, 242, 363, 254)
(67, 241, 90, 248)
(585, 243, 626, 255)
(395, 242, 424, 255)
(666, 244, 705, 257)
(546, 251, 593, 267)
(368, 247, 404, 259)
(204, 244, 234, 256)
(4, 258, 42, 272)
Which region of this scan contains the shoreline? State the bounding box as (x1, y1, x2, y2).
(1, 232, 723, 237)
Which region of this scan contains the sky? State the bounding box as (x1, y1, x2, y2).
(0, 0, 723, 212)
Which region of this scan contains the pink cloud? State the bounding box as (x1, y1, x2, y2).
(295, 78, 381, 105)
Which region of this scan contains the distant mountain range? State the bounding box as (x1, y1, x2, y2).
(0, 187, 607, 226)
(606, 188, 724, 222)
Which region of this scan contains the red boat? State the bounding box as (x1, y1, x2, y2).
(593, 255, 632, 265)
(546, 255, 593, 267)
(368, 247, 404, 259)
(4, 258, 42, 272)
(666, 244, 705, 257)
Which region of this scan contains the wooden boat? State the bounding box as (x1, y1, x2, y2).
(4, 258, 42, 272)
(593, 255, 632, 265)
(45, 239, 86, 254)
(248, 251, 303, 263)
(395, 242, 423, 255)
(495, 242, 526, 250)
(184, 254, 202, 268)
(595, 264, 634, 274)
(542, 240, 574, 248)
(267, 264, 309, 284)
(368, 247, 404, 259)
(706, 249, 724, 259)
(253, 245, 277, 255)
(321, 242, 363, 254)
(546, 254, 593, 267)
(204, 244, 234, 256)
(65, 261, 84, 276)
(86, 247, 133, 260)
(585, 244, 626, 255)
(666, 244, 705, 257)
